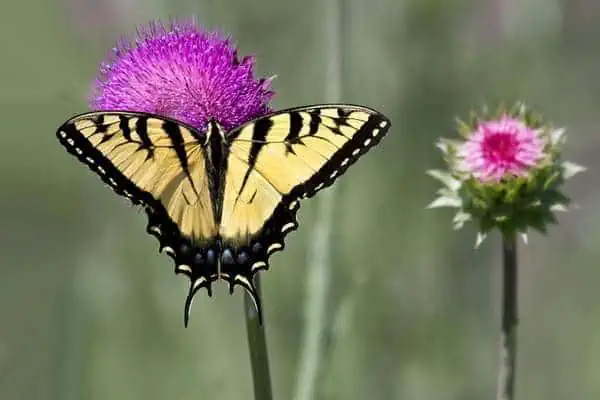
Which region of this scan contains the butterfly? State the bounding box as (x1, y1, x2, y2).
(56, 104, 390, 325)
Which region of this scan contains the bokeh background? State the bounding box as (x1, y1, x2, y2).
(1, 0, 598, 399)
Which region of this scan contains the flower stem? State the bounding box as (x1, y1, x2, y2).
(244, 275, 273, 400)
(496, 233, 518, 400)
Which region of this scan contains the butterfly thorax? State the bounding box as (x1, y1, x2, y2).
(204, 119, 228, 223)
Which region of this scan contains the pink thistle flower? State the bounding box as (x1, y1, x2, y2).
(429, 103, 584, 243)
(458, 117, 544, 182)
(90, 19, 274, 131)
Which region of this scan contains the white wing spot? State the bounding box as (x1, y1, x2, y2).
(314, 182, 324, 192)
(288, 201, 299, 210)
(108, 177, 117, 186)
(363, 138, 372, 147)
(86, 157, 94, 164)
(177, 264, 193, 274)
(341, 158, 350, 167)
(192, 277, 207, 290)
(379, 121, 387, 128)
(330, 170, 338, 179)
(267, 243, 283, 254)
(234, 275, 252, 288)
(162, 246, 175, 256)
(352, 149, 360, 156)
(148, 226, 161, 235)
(371, 128, 380, 136)
(97, 166, 106, 174)
(251, 261, 267, 271)
(75, 148, 82, 155)
(66, 138, 74, 145)
(281, 222, 296, 233)
(58, 131, 67, 138)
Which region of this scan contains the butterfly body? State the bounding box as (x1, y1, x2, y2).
(57, 105, 390, 325)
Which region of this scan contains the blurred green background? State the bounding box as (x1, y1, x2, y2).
(0, 0, 598, 399)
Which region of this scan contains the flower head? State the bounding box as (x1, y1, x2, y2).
(458, 117, 544, 182)
(90, 19, 274, 131)
(427, 103, 585, 246)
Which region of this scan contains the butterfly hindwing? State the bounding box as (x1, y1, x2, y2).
(220, 105, 391, 310)
(56, 112, 221, 320)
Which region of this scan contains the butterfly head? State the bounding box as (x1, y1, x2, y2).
(205, 118, 226, 146)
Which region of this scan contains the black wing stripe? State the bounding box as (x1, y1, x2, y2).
(162, 120, 191, 175)
(308, 111, 321, 136)
(284, 111, 303, 154)
(162, 120, 202, 197)
(337, 108, 349, 120)
(237, 117, 273, 196)
(286, 111, 303, 142)
(119, 115, 132, 141)
(135, 117, 155, 159)
(249, 117, 273, 158)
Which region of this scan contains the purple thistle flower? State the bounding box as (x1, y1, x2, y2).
(90, 19, 274, 131)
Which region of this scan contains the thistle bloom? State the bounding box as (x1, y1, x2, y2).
(428, 103, 585, 245)
(90, 20, 274, 131)
(458, 117, 544, 182)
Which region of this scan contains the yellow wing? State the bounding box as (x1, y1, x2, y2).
(219, 104, 391, 308)
(56, 112, 219, 307)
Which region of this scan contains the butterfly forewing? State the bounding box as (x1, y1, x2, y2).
(219, 105, 391, 309)
(56, 112, 220, 309)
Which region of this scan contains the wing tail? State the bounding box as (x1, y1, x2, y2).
(239, 276, 264, 325)
(222, 266, 267, 325)
(184, 276, 214, 328)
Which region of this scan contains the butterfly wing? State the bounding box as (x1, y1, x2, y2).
(220, 104, 391, 314)
(56, 112, 220, 324)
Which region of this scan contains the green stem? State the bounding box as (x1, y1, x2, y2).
(244, 275, 273, 400)
(496, 233, 518, 400)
